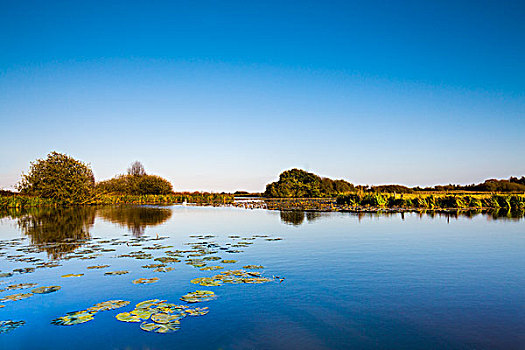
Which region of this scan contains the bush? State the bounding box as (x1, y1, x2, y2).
(17, 152, 95, 204)
(265, 169, 354, 198)
(96, 174, 172, 195)
(136, 175, 172, 195)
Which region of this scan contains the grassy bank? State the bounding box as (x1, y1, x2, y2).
(336, 192, 525, 210)
(0, 192, 234, 209)
(231, 193, 525, 213)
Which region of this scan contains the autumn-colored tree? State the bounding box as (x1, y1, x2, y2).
(17, 152, 95, 204)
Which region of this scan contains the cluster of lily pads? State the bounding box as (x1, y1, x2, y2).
(0, 231, 284, 335)
(0, 320, 25, 334)
(190, 269, 273, 287)
(51, 300, 130, 326)
(0, 284, 61, 303)
(115, 298, 211, 334)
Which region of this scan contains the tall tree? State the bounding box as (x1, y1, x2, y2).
(127, 161, 146, 177)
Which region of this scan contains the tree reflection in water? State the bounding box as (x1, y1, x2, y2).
(14, 206, 96, 259)
(96, 206, 172, 236)
(279, 210, 325, 226)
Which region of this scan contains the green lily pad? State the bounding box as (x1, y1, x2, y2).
(199, 266, 223, 271)
(116, 312, 142, 323)
(151, 313, 179, 324)
(140, 320, 180, 333)
(32, 286, 61, 294)
(180, 290, 217, 303)
(185, 307, 209, 316)
(135, 299, 164, 309)
(129, 308, 153, 320)
(243, 265, 264, 269)
(0, 320, 25, 333)
(87, 300, 130, 312)
(190, 277, 223, 287)
(221, 260, 237, 264)
(51, 310, 94, 326)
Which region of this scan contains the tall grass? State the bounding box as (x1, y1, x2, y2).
(0, 192, 234, 209)
(336, 193, 525, 210)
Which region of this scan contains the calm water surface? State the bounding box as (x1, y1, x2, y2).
(0, 206, 523, 349)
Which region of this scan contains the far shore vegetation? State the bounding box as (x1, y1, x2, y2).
(0, 152, 524, 212)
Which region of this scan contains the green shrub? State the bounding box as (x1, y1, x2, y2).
(17, 152, 94, 204)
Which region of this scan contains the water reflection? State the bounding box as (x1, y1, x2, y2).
(0, 206, 173, 257)
(280, 210, 326, 226)
(97, 206, 172, 236)
(279, 208, 525, 225)
(16, 207, 96, 259)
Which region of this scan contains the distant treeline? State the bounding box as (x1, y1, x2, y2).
(371, 177, 525, 193)
(264, 169, 525, 198)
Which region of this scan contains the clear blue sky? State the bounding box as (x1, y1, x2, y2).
(1, 0, 524, 191)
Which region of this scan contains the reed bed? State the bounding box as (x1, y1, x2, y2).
(0, 192, 234, 209)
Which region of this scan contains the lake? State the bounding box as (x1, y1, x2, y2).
(0, 205, 524, 349)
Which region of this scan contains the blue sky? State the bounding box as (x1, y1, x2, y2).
(1, 0, 524, 191)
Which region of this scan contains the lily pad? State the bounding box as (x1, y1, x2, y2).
(136, 299, 164, 309)
(51, 310, 94, 326)
(116, 312, 141, 323)
(131, 308, 154, 320)
(87, 300, 130, 312)
(104, 271, 129, 276)
(87, 265, 110, 269)
(243, 265, 264, 269)
(140, 320, 180, 333)
(0, 320, 25, 333)
(154, 267, 174, 273)
(180, 290, 217, 303)
(0, 293, 33, 302)
(151, 312, 178, 324)
(61, 273, 84, 278)
(132, 278, 159, 285)
(142, 264, 166, 269)
(154, 257, 180, 264)
(190, 277, 223, 287)
(32, 286, 61, 294)
(185, 307, 209, 316)
(4, 283, 37, 291)
(203, 256, 221, 261)
(199, 266, 223, 271)
(221, 260, 237, 264)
